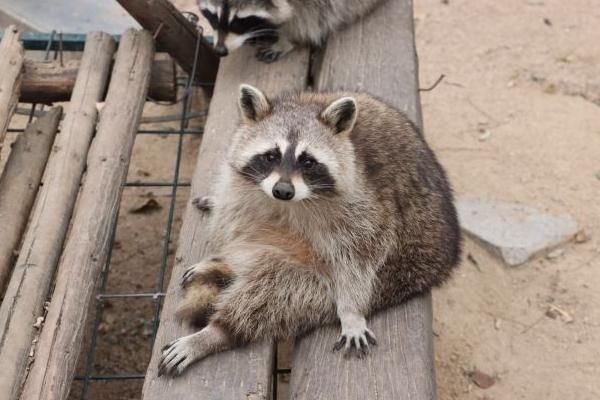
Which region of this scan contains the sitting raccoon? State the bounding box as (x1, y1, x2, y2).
(159, 85, 461, 376)
(197, 0, 385, 62)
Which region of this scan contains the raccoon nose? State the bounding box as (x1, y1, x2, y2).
(214, 45, 228, 57)
(272, 182, 294, 201)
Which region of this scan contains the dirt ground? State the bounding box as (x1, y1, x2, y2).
(414, 1, 600, 399)
(2, 0, 598, 399)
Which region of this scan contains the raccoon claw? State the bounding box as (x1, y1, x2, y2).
(192, 196, 213, 213)
(333, 329, 377, 358)
(181, 263, 201, 288)
(158, 337, 195, 377)
(255, 47, 282, 63)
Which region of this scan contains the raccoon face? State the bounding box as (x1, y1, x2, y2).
(197, 0, 290, 56)
(231, 85, 358, 203)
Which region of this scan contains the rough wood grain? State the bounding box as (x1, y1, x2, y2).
(0, 32, 116, 400)
(19, 29, 153, 400)
(116, 0, 219, 86)
(20, 56, 177, 103)
(142, 46, 310, 400)
(0, 106, 61, 297)
(290, 0, 437, 399)
(0, 25, 24, 160)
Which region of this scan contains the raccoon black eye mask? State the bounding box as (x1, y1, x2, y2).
(197, 0, 387, 62)
(158, 84, 460, 377)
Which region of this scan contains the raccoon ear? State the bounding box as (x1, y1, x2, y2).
(320, 97, 358, 134)
(238, 84, 271, 123)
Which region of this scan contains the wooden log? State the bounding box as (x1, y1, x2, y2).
(19, 56, 177, 103)
(141, 47, 310, 399)
(0, 32, 116, 400)
(0, 25, 24, 159)
(116, 0, 218, 86)
(0, 107, 61, 296)
(289, 0, 437, 399)
(19, 29, 153, 400)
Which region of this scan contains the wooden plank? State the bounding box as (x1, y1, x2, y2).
(19, 29, 153, 400)
(0, 106, 61, 296)
(116, 0, 219, 85)
(0, 32, 116, 400)
(0, 25, 24, 160)
(142, 46, 310, 400)
(19, 57, 177, 103)
(290, 0, 436, 399)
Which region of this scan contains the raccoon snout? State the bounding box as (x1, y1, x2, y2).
(272, 181, 294, 201)
(214, 44, 229, 57)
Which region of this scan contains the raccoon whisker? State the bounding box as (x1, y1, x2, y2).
(247, 29, 279, 41)
(248, 28, 279, 36)
(310, 184, 336, 189)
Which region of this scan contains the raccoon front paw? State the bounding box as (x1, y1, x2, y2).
(158, 335, 198, 377)
(192, 196, 214, 213)
(255, 46, 283, 63)
(333, 328, 377, 357)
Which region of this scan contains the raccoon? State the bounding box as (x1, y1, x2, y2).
(158, 85, 461, 377)
(197, 0, 385, 62)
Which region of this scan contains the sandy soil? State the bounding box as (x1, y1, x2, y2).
(2, 0, 598, 399)
(414, 1, 600, 399)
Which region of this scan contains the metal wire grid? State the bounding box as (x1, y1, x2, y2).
(3, 26, 204, 399)
(7, 23, 290, 400)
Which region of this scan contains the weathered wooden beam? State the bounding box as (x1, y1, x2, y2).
(290, 0, 436, 399)
(0, 32, 116, 400)
(116, 0, 218, 85)
(0, 25, 24, 159)
(141, 47, 310, 399)
(19, 29, 153, 400)
(19, 56, 177, 103)
(0, 107, 61, 297)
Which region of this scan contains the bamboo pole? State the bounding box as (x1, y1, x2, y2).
(0, 106, 61, 296)
(0, 32, 116, 400)
(116, 0, 218, 85)
(20, 29, 154, 400)
(20, 57, 176, 103)
(0, 25, 24, 159)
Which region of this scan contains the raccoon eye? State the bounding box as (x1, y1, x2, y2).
(263, 151, 279, 163)
(301, 157, 316, 169)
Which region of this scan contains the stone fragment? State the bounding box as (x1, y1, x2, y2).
(457, 198, 579, 266)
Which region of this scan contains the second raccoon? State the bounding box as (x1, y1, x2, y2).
(197, 0, 385, 62)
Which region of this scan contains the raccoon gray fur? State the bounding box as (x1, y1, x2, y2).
(197, 0, 385, 62)
(158, 85, 461, 377)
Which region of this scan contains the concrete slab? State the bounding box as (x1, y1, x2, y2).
(0, 0, 138, 33)
(456, 198, 579, 266)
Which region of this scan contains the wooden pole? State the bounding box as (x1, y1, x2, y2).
(116, 0, 218, 86)
(0, 106, 61, 296)
(0, 32, 116, 400)
(290, 1, 436, 399)
(0, 25, 24, 160)
(20, 57, 177, 103)
(20, 29, 154, 400)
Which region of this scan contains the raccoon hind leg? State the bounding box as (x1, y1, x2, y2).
(161, 256, 335, 377)
(177, 258, 235, 328)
